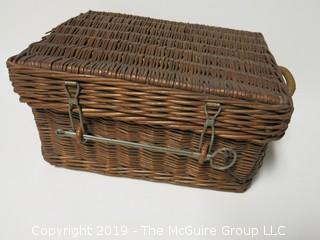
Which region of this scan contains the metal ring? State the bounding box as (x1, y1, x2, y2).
(210, 147, 237, 170)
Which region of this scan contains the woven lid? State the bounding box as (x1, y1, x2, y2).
(9, 11, 290, 105)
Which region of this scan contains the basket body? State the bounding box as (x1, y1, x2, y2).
(7, 11, 294, 192)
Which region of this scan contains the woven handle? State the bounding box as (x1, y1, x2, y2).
(279, 66, 296, 96)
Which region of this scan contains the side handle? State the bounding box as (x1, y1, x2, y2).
(279, 66, 296, 96)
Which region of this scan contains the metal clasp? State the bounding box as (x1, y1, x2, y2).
(198, 103, 222, 162)
(56, 95, 237, 171)
(197, 103, 238, 170)
(64, 81, 86, 142)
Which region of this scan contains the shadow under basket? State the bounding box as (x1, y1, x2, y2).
(7, 11, 295, 192)
(33, 109, 265, 192)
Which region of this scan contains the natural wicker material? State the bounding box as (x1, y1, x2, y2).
(7, 11, 295, 192)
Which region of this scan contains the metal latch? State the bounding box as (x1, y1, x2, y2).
(197, 103, 237, 170)
(64, 81, 86, 143)
(198, 103, 221, 162)
(56, 81, 237, 171)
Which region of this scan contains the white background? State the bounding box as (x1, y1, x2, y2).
(1, 0, 319, 239)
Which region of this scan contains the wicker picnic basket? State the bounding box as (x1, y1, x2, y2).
(7, 11, 295, 192)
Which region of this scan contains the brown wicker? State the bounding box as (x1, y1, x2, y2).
(6, 11, 295, 192)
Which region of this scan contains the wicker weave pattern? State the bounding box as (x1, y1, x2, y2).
(8, 63, 292, 144)
(10, 11, 290, 105)
(7, 11, 294, 192)
(33, 109, 265, 192)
